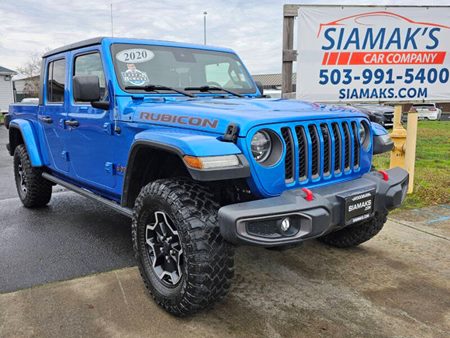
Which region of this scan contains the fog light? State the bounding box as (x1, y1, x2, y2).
(280, 217, 291, 232)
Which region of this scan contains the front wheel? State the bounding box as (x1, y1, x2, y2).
(317, 212, 387, 248)
(132, 178, 234, 316)
(13, 144, 52, 208)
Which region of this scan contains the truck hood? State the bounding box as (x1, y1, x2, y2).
(123, 97, 367, 136)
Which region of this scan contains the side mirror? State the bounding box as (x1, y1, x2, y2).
(255, 81, 264, 97)
(73, 75, 101, 102)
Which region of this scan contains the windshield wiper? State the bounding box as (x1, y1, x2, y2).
(184, 85, 244, 98)
(125, 85, 196, 98)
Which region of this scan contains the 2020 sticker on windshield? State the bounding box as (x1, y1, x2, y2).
(116, 49, 153, 86)
(116, 48, 155, 63)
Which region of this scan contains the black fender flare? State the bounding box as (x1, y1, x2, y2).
(121, 140, 250, 207)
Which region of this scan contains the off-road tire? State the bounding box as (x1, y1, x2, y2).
(317, 212, 387, 248)
(13, 144, 52, 208)
(132, 178, 234, 316)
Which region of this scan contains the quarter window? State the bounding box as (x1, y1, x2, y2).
(47, 59, 66, 103)
(74, 52, 107, 101)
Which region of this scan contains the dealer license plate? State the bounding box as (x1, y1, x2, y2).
(344, 190, 375, 224)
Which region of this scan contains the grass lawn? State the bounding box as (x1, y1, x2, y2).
(0, 114, 4, 124)
(373, 121, 450, 210)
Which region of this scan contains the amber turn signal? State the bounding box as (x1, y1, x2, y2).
(183, 155, 240, 170)
(183, 156, 204, 169)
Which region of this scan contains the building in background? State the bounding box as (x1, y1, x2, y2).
(253, 73, 296, 98)
(12, 74, 40, 103)
(0, 66, 16, 112)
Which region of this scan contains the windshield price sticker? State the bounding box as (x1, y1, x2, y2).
(116, 49, 154, 63)
(297, 6, 450, 102)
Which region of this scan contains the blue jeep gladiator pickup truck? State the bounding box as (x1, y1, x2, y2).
(5, 37, 408, 316)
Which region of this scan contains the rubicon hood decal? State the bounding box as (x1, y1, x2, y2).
(128, 98, 367, 136)
(140, 112, 219, 129)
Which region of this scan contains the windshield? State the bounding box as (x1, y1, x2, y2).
(111, 43, 256, 95)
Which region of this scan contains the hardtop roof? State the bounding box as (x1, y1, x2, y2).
(42, 37, 235, 58)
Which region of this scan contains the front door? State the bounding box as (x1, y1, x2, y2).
(40, 56, 69, 173)
(65, 49, 117, 189)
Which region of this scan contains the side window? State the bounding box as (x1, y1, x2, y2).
(73, 52, 107, 101)
(47, 59, 66, 103)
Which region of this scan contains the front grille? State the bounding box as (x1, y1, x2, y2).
(342, 122, 351, 171)
(281, 127, 294, 182)
(308, 125, 320, 178)
(321, 123, 331, 176)
(351, 122, 360, 168)
(282, 120, 362, 184)
(295, 126, 308, 181)
(331, 123, 342, 174)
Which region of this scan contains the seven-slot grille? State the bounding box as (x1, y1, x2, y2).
(281, 120, 362, 184)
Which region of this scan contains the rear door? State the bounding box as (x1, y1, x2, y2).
(65, 48, 117, 189)
(40, 56, 69, 173)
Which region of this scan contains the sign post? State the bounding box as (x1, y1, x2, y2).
(389, 105, 407, 169)
(405, 110, 418, 194)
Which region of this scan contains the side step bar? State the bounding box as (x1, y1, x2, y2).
(42, 173, 133, 218)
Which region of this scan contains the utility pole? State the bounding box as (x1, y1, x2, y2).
(203, 11, 207, 45)
(110, 3, 114, 37)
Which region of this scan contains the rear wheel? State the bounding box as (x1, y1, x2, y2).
(132, 178, 234, 316)
(13, 145, 52, 208)
(317, 212, 387, 248)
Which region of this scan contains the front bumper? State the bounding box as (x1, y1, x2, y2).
(418, 113, 439, 120)
(219, 167, 409, 246)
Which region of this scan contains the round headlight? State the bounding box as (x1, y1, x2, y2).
(251, 131, 272, 162)
(358, 123, 366, 144)
(359, 121, 371, 150)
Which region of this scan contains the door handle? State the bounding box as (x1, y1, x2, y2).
(39, 116, 53, 124)
(64, 120, 80, 128)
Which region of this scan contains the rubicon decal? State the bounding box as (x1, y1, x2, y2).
(140, 112, 219, 129)
(297, 6, 450, 102)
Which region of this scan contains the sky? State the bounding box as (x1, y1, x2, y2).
(0, 0, 448, 75)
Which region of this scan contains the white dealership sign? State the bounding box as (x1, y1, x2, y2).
(296, 6, 450, 102)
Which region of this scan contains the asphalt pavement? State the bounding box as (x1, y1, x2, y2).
(0, 127, 135, 293)
(0, 128, 16, 200)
